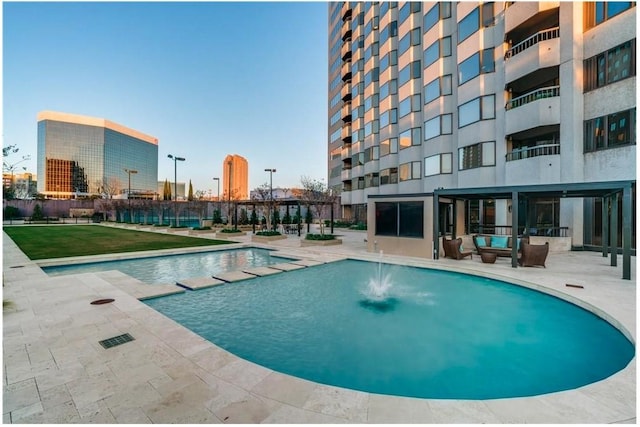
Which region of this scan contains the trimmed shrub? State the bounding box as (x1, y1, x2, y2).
(305, 233, 336, 241)
(256, 230, 282, 236)
(220, 228, 241, 233)
(3, 206, 20, 220)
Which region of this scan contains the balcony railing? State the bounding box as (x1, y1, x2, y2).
(506, 143, 560, 161)
(469, 224, 569, 237)
(504, 27, 559, 59)
(506, 85, 559, 110)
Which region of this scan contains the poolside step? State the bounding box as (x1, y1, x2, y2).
(289, 259, 325, 267)
(212, 271, 258, 283)
(176, 276, 225, 290)
(269, 262, 306, 272)
(242, 267, 283, 277)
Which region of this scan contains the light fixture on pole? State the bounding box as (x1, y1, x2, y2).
(124, 168, 138, 222)
(264, 168, 276, 230)
(227, 161, 233, 226)
(167, 154, 185, 226)
(213, 177, 220, 223)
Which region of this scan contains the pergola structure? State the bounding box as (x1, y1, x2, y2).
(433, 180, 635, 280)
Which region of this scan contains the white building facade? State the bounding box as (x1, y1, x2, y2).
(327, 2, 636, 256)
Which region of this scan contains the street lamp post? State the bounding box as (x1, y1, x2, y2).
(264, 168, 276, 231)
(124, 168, 138, 222)
(227, 162, 232, 227)
(213, 177, 220, 224)
(168, 154, 185, 226)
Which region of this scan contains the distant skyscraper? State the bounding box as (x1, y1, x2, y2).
(223, 154, 249, 200)
(37, 111, 158, 198)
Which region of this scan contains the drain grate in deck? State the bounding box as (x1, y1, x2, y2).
(99, 333, 134, 349)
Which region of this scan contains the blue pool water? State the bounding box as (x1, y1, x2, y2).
(43, 248, 292, 284)
(144, 259, 634, 399)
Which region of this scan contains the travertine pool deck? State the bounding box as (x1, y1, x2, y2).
(2, 225, 636, 423)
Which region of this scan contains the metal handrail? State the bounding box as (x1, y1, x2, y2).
(506, 143, 560, 161)
(506, 85, 560, 110)
(505, 27, 559, 59)
(469, 224, 569, 237)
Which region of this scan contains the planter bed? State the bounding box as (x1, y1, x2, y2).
(301, 238, 342, 247)
(251, 234, 287, 243)
(215, 231, 246, 239)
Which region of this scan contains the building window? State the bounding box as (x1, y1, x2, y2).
(380, 20, 398, 45)
(364, 42, 379, 63)
(352, 81, 364, 99)
(458, 3, 494, 43)
(380, 79, 398, 100)
(351, 151, 365, 167)
(380, 138, 398, 157)
(458, 95, 495, 128)
(424, 2, 451, 33)
(364, 67, 380, 87)
(424, 153, 453, 176)
(399, 1, 421, 25)
(399, 161, 421, 181)
(458, 48, 494, 85)
(424, 37, 452, 68)
(364, 172, 379, 188)
(399, 127, 422, 149)
(364, 120, 380, 136)
(330, 93, 341, 109)
(399, 94, 421, 118)
(330, 111, 341, 126)
(364, 146, 380, 163)
(375, 201, 423, 237)
(584, 108, 636, 152)
(424, 74, 452, 104)
(424, 114, 452, 141)
(380, 167, 399, 185)
(380, 108, 397, 129)
(399, 60, 422, 87)
(380, 50, 398, 73)
(330, 129, 341, 143)
(458, 141, 496, 170)
(364, 94, 379, 112)
(584, 39, 636, 92)
(585, 2, 634, 29)
(399, 27, 422, 56)
(380, 1, 398, 19)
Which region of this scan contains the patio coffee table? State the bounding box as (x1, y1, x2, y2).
(480, 252, 497, 264)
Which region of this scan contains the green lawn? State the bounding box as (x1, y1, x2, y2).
(3, 225, 232, 260)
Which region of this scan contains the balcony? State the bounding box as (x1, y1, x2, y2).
(340, 190, 352, 205)
(505, 147, 561, 185)
(505, 91, 560, 135)
(341, 3, 352, 21)
(506, 85, 559, 110)
(341, 20, 352, 42)
(504, 2, 559, 34)
(341, 168, 352, 181)
(341, 144, 351, 160)
(505, 28, 560, 84)
(506, 143, 560, 161)
(341, 62, 352, 82)
(341, 125, 352, 143)
(341, 42, 352, 61)
(505, 27, 559, 60)
(341, 102, 351, 122)
(341, 82, 352, 102)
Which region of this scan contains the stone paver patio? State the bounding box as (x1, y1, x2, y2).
(2, 224, 636, 423)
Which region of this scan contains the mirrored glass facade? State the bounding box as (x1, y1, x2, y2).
(37, 111, 158, 198)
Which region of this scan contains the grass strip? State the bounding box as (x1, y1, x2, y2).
(3, 225, 231, 260)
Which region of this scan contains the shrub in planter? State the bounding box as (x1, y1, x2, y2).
(192, 226, 212, 231)
(256, 230, 282, 236)
(305, 233, 336, 241)
(169, 225, 188, 229)
(220, 228, 241, 233)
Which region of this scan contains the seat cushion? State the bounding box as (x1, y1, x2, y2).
(490, 235, 509, 248)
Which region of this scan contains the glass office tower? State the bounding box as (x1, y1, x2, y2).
(37, 111, 159, 198)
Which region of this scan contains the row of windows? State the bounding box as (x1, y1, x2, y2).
(584, 108, 636, 152)
(584, 39, 635, 92)
(329, 92, 341, 109)
(330, 111, 341, 126)
(330, 128, 341, 143)
(584, 2, 634, 29)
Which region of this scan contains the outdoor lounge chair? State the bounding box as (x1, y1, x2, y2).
(518, 241, 549, 268)
(442, 237, 473, 260)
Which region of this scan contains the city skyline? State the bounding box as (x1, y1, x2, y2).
(3, 2, 328, 194)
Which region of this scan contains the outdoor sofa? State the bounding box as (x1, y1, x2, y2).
(472, 234, 528, 257)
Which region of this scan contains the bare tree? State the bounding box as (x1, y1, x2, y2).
(189, 200, 209, 227)
(95, 198, 113, 221)
(156, 200, 173, 225)
(299, 176, 338, 235)
(137, 199, 154, 225)
(96, 177, 122, 199)
(112, 200, 127, 222)
(251, 183, 274, 230)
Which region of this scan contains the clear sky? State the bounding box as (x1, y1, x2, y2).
(3, 1, 328, 194)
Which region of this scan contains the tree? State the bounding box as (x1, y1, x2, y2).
(31, 204, 44, 220)
(251, 183, 276, 231)
(187, 180, 194, 201)
(96, 177, 122, 199)
(300, 176, 338, 235)
(250, 209, 258, 226)
(3, 144, 30, 200)
(239, 208, 249, 225)
(271, 209, 280, 231)
(163, 179, 172, 201)
(213, 208, 223, 225)
(189, 200, 208, 227)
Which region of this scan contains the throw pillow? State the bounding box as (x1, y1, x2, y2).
(491, 235, 509, 248)
(475, 236, 487, 247)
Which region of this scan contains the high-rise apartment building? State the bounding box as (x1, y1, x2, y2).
(37, 111, 158, 198)
(223, 154, 249, 200)
(328, 2, 635, 255)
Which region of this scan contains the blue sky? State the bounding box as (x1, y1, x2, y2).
(3, 1, 328, 193)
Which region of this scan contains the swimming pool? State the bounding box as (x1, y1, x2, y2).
(144, 259, 634, 399)
(43, 248, 293, 284)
